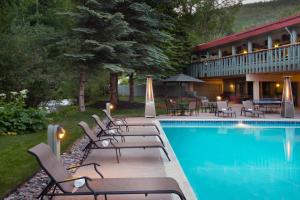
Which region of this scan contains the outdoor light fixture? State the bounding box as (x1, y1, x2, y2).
(281, 76, 294, 118)
(276, 83, 280, 88)
(216, 96, 222, 101)
(145, 75, 156, 118)
(48, 125, 66, 159)
(274, 43, 280, 48)
(242, 50, 248, 54)
(106, 103, 114, 115)
(56, 126, 66, 140)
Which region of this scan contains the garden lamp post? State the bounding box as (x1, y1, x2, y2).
(106, 102, 114, 115)
(281, 76, 294, 118)
(47, 125, 66, 160)
(145, 75, 156, 118)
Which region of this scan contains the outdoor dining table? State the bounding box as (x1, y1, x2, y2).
(253, 100, 282, 113)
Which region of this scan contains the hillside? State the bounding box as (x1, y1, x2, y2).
(233, 0, 300, 32)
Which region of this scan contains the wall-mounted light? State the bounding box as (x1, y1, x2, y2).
(242, 50, 248, 54)
(276, 83, 280, 88)
(274, 43, 280, 48)
(216, 96, 222, 101)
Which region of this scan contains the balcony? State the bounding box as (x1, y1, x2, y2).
(188, 43, 300, 78)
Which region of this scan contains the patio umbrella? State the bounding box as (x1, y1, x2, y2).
(163, 73, 204, 98)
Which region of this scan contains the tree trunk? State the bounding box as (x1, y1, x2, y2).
(110, 73, 118, 107)
(129, 73, 134, 103)
(79, 68, 86, 112)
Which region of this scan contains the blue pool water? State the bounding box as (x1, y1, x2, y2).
(161, 121, 300, 200)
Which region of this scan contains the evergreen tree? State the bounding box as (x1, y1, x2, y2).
(114, 1, 174, 102)
(63, 0, 134, 111)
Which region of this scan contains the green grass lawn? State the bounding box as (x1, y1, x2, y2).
(0, 98, 167, 198)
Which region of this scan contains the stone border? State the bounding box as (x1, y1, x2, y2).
(4, 137, 89, 200)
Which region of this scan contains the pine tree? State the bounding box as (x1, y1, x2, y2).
(114, 1, 174, 103)
(63, 0, 134, 111)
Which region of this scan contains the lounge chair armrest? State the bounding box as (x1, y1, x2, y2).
(67, 163, 104, 178)
(67, 163, 100, 170)
(113, 117, 127, 125)
(57, 176, 96, 193)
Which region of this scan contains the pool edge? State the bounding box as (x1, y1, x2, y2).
(155, 119, 198, 200)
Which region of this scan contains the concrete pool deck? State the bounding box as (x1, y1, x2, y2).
(56, 104, 300, 200)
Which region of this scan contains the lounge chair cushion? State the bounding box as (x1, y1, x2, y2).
(76, 177, 182, 195)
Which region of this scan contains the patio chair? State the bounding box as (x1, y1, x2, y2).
(187, 101, 197, 116)
(92, 114, 165, 146)
(28, 143, 186, 200)
(165, 99, 178, 115)
(78, 121, 171, 163)
(216, 101, 236, 117)
(241, 100, 265, 117)
(102, 109, 160, 133)
(200, 99, 210, 112)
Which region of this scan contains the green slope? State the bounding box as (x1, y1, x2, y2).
(234, 0, 300, 32)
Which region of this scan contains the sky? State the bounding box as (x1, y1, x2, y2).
(243, 0, 272, 3)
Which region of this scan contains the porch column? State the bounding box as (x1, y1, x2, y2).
(232, 46, 236, 55)
(291, 29, 298, 44)
(218, 49, 222, 58)
(206, 51, 210, 59)
(267, 35, 273, 49)
(253, 81, 260, 100)
(248, 41, 253, 53)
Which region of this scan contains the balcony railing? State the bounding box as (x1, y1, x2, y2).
(187, 43, 300, 78)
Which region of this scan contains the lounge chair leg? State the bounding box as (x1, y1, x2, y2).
(104, 194, 107, 200)
(157, 135, 165, 146)
(161, 148, 171, 161)
(115, 149, 119, 163)
(155, 126, 161, 134)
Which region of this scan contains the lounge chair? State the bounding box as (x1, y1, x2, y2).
(241, 100, 265, 117)
(78, 121, 171, 163)
(102, 109, 160, 133)
(216, 101, 236, 117)
(92, 114, 165, 146)
(28, 143, 186, 200)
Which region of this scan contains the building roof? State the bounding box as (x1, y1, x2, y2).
(194, 13, 300, 52)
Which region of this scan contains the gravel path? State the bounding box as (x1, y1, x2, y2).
(4, 137, 89, 200)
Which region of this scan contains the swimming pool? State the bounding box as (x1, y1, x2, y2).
(161, 120, 300, 200)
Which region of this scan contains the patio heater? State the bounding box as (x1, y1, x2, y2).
(145, 75, 156, 118)
(281, 76, 294, 118)
(47, 125, 66, 160)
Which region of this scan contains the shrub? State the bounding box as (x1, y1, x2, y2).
(0, 90, 46, 135)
